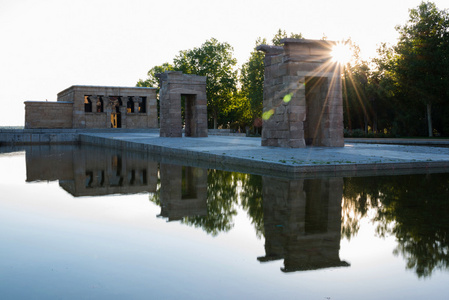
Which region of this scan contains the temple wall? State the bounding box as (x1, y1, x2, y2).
(85, 113, 109, 128)
(24, 101, 73, 129)
(126, 114, 154, 128)
(57, 86, 158, 129)
(25, 85, 158, 130)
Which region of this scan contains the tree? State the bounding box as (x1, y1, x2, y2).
(240, 31, 304, 133)
(173, 38, 238, 129)
(226, 90, 252, 132)
(338, 39, 388, 135)
(136, 62, 174, 88)
(393, 1, 449, 137)
(240, 38, 266, 133)
(271, 29, 304, 45)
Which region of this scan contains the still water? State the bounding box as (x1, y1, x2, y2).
(1, 145, 449, 299)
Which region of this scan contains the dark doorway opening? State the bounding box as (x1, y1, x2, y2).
(127, 97, 134, 113)
(304, 77, 328, 146)
(182, 94, 196, 137)
(110, 96, 122, 128)
(139, 97, 146, 113)
(84, 96, 92, 112)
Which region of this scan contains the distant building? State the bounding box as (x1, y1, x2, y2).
(24, 85, 158, 129)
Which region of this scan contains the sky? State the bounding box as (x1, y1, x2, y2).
(1, 0, 449, 126)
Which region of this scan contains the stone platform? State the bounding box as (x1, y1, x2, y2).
(78, 131, 449, 178)
(2, 129, 449, 178)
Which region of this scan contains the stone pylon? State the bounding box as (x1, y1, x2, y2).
(257, 39, 344, 148)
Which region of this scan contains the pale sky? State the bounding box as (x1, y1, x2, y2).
(1, 0, 448, 126)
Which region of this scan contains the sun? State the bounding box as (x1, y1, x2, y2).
(331, 42, 352, 65)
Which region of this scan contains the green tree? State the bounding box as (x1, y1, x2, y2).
(392, 1, 449, 136)
(240, 38, 266, 133)
(136, 62, 174, 88)
(226, 90, 252, 132)
(271, 29, 304, 45)
(340, 39, 379, 135)
(240, 31, 304, 133)
(173, 38, 238, 129)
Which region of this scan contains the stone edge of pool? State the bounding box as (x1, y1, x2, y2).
(1, 129, 449, 178)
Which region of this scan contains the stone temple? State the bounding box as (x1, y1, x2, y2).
(257, 39, 344, 148)
(23, 39, 344, 149)
(25, 85, 158, 129)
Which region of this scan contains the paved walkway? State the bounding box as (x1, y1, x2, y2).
(80, 131, 449, 177)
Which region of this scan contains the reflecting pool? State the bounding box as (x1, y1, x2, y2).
(1, 145, 449, 299)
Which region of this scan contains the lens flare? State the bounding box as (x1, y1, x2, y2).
(283, 93, 293, 103)
(331, 42, 352, 65)
(262, 109, 274, 120)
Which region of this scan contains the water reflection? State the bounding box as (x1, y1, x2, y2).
(162, 169, 240, 236)
(158, 164, 207, 221)
(25, 145, 158, 196)
(260, 177, 349, 272)
(20, 145, 449, 277)
(343, 174, 449, 278)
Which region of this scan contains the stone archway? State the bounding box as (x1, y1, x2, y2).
(157, 71, 208, 138)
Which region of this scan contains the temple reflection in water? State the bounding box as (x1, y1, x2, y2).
(24, 145, 348, 273)
(159, 164, 208, 221)
(25, 145, 158, 196)
(260, 177, 349, 272)
(22, 145, 449, 277)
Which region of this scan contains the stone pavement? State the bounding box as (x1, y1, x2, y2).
(80, 131, 449, 178)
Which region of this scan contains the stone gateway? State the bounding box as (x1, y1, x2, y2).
(257, 39, 344, 148)
(157, 71, 208, 138)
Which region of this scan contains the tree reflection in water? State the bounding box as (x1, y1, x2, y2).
(151, 167, 449, 277)
(343, 174, 449, 278)
(182, 169, 239, 236)
(20, 145, 449, 277)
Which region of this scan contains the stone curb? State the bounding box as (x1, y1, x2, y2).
(79, 133, 449, 178)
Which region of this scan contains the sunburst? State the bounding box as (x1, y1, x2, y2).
(331, 42, 352, 65)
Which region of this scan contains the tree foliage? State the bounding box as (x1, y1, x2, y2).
(393, 1, 449, 136)
(240, 30, 304, 134)
(343, 1, 449, 137)
(136, 62, 174, 88)
(173, 38, 238, 129)
(363, 1, 449, 137)
(136, 4, 449, 137)
(271, 28, 304, 45)
(240, 38, 266, 133)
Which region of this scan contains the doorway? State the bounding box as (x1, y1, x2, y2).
(110, 96, 122, 128)
(182, 94, 196, 137)
(304, 77, 327, 146)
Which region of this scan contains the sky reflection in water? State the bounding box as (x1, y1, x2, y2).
(1, 145, 449, 299)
